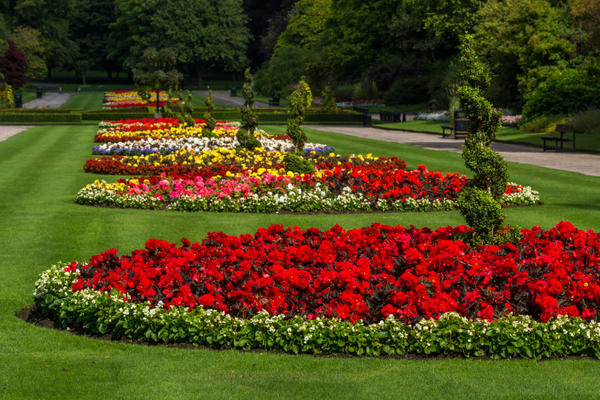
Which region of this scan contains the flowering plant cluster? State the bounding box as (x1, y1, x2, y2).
(80, 118, 539, 214)
(103, 90, 177, 109)
(33, 222, 600, 358)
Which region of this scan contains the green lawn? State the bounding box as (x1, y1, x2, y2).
(191, 93, 232, 109)
(21, 91, 37, 104)
(2, 125, 600, 399)
(61, 92, 106, 110)
(375, 120, 600, 153)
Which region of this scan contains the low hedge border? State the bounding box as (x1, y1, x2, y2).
(0, 112, 83, 122)
(34, 263, 600, 359)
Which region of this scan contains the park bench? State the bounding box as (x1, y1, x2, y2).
(352, 106, 372, 126)
(541, 124, 575, 152)
(269, 91, 280, 106)
(380, 111, 405, 122)
(441, 117, 469, 139)
(441, 125, 453, 138)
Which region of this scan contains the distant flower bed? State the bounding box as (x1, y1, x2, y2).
(414, 111, 449, 122)
(500, 114, 522, 127)
(103, 90, 177, 109)
(34, 221, 600, 358)
(78, 118, 539, 214)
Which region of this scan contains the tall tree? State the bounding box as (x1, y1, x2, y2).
(13, 0, 77, 76)
(0, 38, 27, 88)
(152, 0, 250, 84)
(10, 25, 46, 79)
(70, 0, 118, 79)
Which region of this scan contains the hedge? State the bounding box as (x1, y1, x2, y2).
(82, 111, 154, 121)
(0, 112, 82, 122)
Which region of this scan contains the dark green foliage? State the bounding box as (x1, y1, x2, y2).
(286, 78, 312, 153)
(384, 76, 429, 106)
(237, 68, 261, 150)
(283, 153, 315, 174)
(456, 35, 509, 242)
(320, 85, 336, 111)
(203, 90, 217, 136)
(522, 65, 600, 120)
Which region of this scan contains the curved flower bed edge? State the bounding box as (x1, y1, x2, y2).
(34, 263, 600, 359)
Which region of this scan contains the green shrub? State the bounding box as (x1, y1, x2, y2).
(333, 84, 354, 102)
(457, 187, 505, 244)
(352, 79, 379, 100)
(383, 76, 429, 106)
(283, 153, 315, 174)
(520, 115, 569, 133)
(82, 111, 153, 121)
(571, 107, 600, 134)
(523, 66, 600, 120)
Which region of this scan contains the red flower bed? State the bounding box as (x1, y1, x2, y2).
(68, 221, 600, 324)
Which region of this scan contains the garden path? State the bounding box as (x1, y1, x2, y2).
(23, 93, 73, 108)
(0, 126, 32, 142)
(193, 90, 272, 108)
(307, 125, 600, 177)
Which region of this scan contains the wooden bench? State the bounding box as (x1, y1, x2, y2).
(541, 124, 575, 152)
(453, 118, 469, 139)
(269, 91, 280, 106)
(441, 125, 453, 138)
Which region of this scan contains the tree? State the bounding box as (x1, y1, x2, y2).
(13, 0, 77, 76)
(152, 0, 250, 85)
(456, 35, 508, 243)
(10, 26, 46, 79)
(70, 0, 118, 79)
(133, 48, 183, 114)
(0, 39, 27, 89)
(473, 0, 578, 108)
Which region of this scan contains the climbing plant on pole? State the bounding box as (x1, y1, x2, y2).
(455, 34, 509, 243)
(133, 48, 182, 114)
(236, 68, 261, 150)
(203, 89, 217, 137)
(286, 77, 313, 154)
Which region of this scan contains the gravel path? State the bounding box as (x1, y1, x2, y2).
(0, 126, 32, 142)
(307, 125, 600, 177)
(193, 90, 273, 108)
(23, 92, 73, 108)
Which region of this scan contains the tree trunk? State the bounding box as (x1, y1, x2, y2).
(82, 74, 87, 86)
(156, 89, 160, 114)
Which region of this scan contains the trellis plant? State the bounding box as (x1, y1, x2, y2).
(236, 68, 261, 150)
(203, 89, 217, 137)
(284, 77, 314, 173)
(456, 35, 509, 243)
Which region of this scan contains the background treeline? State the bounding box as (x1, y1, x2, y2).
(0, 0, 599, 120)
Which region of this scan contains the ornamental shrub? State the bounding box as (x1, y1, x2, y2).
(237, 68, 261, 150)
(383, 76, 429, 106)
(571, 107, 600, 134)
(0, 39, 27, 89)
(203, 90, 217, 137)
(286, 77, 312, 154)
(456, 35, 509, 242)
(283, 153, 315, 174)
